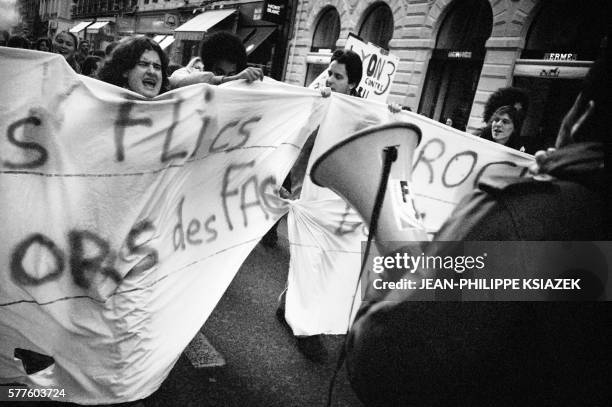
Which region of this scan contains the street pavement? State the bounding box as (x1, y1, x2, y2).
(143, 217, 363, 407)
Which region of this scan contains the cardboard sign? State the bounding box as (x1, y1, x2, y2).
(308, 34, 400, 102)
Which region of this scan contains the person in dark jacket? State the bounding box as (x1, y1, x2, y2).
(345, 43, 610, 407)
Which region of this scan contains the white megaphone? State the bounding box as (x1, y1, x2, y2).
(310, 122, 428, 255)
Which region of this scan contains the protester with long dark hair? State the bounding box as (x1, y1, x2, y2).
(7, 35, 29, 49)
(98, 36, 169, 98)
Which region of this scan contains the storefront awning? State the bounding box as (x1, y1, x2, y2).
(153, 35, 167, 44)
(87, 21, 109, 34)
(174, 9, 236, 41)
(243, 26, 276, 55)
(69, 21, 93, 33)
(513, 59, 593, 79)
(159, 36, 175, 50)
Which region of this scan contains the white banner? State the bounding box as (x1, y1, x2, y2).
(0, 48, 322, 403)
(285, 95, 535, 335)
(1, 48, 534, 402)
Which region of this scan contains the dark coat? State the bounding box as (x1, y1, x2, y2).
(346, 142, 609, 407)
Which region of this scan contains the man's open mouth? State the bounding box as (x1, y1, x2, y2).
(142, 78, 157, 88)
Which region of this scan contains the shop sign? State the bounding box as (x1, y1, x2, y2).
(514, 62, 591, 79)
(448, 51, 472, 59)
(262, 0, 286, 24)
(543, 52, 577, 61)
(137, 15, 173, 34)
(117, 16, 135, 33)
(164, 14, 178, 29)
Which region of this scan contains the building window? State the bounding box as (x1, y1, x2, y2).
(304, 7, 340, 86)
(311, 7, 340, 52)
(358, 2, 393, 49)
(513, 0, 608, 149)
(418, 0, 492, 130)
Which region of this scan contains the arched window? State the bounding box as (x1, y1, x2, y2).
(522, 0, 607, 61)
(304, 7, 341, 86)
(418, 0, 492, 130)
(513, 0, 608, 149)
(311, 7, 340, 52)
(358, 2, 393, 49)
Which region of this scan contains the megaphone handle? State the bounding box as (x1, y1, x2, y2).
(361, 145, 398, 279)
(326, 145, 398, 407)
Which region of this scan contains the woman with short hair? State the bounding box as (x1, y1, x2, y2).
(482, 105, 525, 151)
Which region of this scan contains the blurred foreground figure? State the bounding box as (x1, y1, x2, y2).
(346, 42, 610, 406)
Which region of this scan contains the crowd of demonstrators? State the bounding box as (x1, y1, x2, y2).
(0, 31, 265, 95)
(5, 26, 607, 403)
(2, 32, 120, 77)
(6, 34, 29, 48)
(346, 44, 610, 407)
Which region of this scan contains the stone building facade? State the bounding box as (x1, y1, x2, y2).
(284, 0, 608, 141)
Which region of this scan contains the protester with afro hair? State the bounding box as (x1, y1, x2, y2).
(169, 31, 262, 89)
(473, 86, 532, 150)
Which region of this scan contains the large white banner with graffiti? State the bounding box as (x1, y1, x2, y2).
(285, 94, 535, 336)
(1, 48, 533, 402)
(0, 48, 323, 404)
